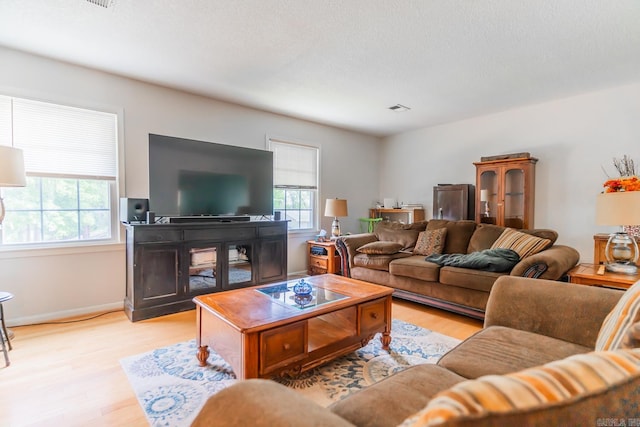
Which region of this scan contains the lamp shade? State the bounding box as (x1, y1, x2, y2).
(480, 189, 489, 202)
(324, 198, 348, 217)
(0, 146, 26, 187)
(596, 192, 640, 226)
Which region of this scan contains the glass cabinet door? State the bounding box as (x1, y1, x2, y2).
(188, 246, 219, 293)
(479, 169, 498, 224)
(227, 243, 253, 287)
(504, 168, 525, 229)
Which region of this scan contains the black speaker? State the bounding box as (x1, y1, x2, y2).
(120, 198, 149, 224)
(274, 211, 281, 221)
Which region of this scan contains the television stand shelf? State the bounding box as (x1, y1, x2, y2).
(124, 220, 288, 321)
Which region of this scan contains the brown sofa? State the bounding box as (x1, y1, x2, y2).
(191, 277, 639, 426)
(336, 220, 580, 319)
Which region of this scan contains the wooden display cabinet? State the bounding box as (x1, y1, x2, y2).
(474, 156, 537, 229)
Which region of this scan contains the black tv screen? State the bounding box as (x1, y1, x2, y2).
(148, 134, 273, 217)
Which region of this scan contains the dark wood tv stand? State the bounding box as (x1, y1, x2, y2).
(124, 220, 288, 321)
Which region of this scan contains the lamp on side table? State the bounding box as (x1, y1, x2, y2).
(596, 191, 640, 274)
(324, 198, 348, 238)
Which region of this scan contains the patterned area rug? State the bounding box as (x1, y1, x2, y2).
(120, 319, 460, 427)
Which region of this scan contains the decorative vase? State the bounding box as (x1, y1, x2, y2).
(293, 279, 312, 295)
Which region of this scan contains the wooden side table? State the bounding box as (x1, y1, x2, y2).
(307, 240, 341, 275)
(566, 263, 639, 290)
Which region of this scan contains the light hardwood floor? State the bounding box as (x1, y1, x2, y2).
(0, 298, 482, 427)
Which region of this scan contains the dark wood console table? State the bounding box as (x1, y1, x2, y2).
(124, 220, 288, 321)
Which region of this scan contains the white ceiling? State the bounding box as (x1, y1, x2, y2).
(1, 0, 639, 137)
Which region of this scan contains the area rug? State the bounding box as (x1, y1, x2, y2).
(120, 319, 460, 427)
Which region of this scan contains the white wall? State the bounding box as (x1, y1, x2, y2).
(3, 44, 637, 325)
(380, 82, 640, 262)
(0, 46, 381, 325)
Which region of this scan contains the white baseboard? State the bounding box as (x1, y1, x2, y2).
(8, 301, 124, 327)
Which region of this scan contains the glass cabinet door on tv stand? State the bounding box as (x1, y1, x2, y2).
(187, 244, 222, 294)
(224, 242, 255, 290)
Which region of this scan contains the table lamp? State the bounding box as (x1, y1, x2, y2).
(480, 189, 490, 217)
(0, 146, 27, 225)
(596, 191, 640, 274)
(325, 198, 348, 238)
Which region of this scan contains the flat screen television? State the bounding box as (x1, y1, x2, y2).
(148, 134, 273, 218)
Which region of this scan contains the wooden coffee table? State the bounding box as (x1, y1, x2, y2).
(193, 274, 393, 379)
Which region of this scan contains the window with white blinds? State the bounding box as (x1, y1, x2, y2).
(0, 95, 118, 246)
(9, 97, 117, 179)
(269, 138, 319, 231)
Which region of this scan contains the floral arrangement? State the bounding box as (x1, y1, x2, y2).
(603, 176, 640, 192)
(603, 155, 639, 192)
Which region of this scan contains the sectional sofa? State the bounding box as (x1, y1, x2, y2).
(191, 276, 640, 426)
(335, 220, 580, 319)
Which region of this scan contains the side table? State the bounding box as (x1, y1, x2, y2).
(307, 240, 341, 275)
(0, 291, 14, 367)
(566, 263, 639, 290)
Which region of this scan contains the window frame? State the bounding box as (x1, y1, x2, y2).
(0, 93, 124, 251)
(267, 136, 320, 233)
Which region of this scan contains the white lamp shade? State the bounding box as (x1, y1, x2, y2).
(480, 189, 489, 202)
(324, 198, 348, 217)
(0, 146, 26, 187)
(596, 192, 640, 226)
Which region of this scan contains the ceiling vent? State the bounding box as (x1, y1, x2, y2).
(388, 104, 411, 112)
(86, 0, 114, 8)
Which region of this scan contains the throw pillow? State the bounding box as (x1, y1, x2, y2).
(490, 228, 551, 259)
(427, 220, 477, 255)
(374, 228, 420, 250)
(622, 321, 640, 349)
(356, 241, 404, 255)
(399, 348, 640, 427)
(596, 279, 640, 351)
(413, 228, 447, 256)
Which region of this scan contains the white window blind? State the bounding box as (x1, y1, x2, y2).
(11, 97, 117, 179)
(270, 139, 318, 189)
(0, 96, 12, 147)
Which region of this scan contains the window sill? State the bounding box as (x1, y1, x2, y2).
(0, 240, 124, 259)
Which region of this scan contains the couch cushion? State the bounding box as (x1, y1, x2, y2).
(596, 279, 640, 350)
(466, 223, 506, 253)
(523, 228, 558, 245)
(413, 228, 447, 256)
(389, 256, 441, 282)
(468, 224, 559, 254)
(329, 364, 466, 427)
(402, 348, 640, 427)
(490, 228, 551, 259)
(375, 221, 422, 250)
(623, 321, 640, 348)
(439, 267, 503, 293)
(437, 325, 591, 379)
(353, 252, 412, 271)
(357, 241, 404, 255)
(191, 379, 355, 427)
(427, 220, 477, 254)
